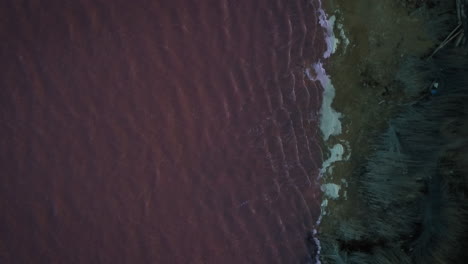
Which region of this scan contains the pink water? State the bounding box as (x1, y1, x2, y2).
(0, 0, 326, 263)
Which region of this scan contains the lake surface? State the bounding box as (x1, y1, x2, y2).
(1, 0, 327, 263)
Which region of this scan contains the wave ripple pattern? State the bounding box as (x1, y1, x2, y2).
(0, 0, 327, 263)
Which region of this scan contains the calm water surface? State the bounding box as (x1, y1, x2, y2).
(1, 0, 326, 263)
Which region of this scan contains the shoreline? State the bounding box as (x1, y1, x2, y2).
(308, 1, 345, 262)
(316, 0, 438, 222)
(317, 0, 441, 217)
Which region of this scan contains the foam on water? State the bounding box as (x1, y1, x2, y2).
(318, 10, 338, 58)
(313, 62, 342, 141)
(307, 2, 350, 263)
(320, 143, 344, 175)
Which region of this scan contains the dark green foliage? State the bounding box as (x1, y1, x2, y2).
(420, 2, 457, 43)
(397, 56, 440, 97)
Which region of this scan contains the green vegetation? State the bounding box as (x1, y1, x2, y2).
(319, 1, 468, 263)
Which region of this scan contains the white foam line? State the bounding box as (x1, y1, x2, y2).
(337, 22, 350, 53)
(318, 8, 337, 59)
(319, 143, 344, 176)
(313, 62, 342, 141)
(309, 1, 345, 263)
